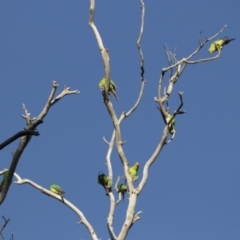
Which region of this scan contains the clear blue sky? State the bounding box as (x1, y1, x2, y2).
(0, 1, 239, 239)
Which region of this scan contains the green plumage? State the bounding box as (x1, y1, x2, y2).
(99, 78, 119, 102)
(117, 184, 127, 200)
(128, 162, 139, 181)
(0, 171, 8, 192)
(50, 184, 65, 195)
(98, 172, 112, 188)
(166, 113, 176, 135)
(208, 37, 235, 53)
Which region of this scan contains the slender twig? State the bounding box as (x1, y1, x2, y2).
(10, 171, 99, 240)
(162, 25, 226, 73)
(114, 176, 125, 205)
(10, 229, 15, 240)
(89, 0, 110, 101)
(117, 2, 146, 239)
(132, 211, 143, 224)
(137, 0, 145, 82)
(0, 216, 10, 238)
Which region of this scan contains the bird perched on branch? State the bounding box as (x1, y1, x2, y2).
(117, 184, 127, 201)
(50, 184, 65, 196)
(98, 172, 112, 194)
(0, 171, 8, 192)
(208, 37, 235, 53)
(99, 78, 119, 102)
(128, 162, 139, 182)
(166, 113, 176, 135)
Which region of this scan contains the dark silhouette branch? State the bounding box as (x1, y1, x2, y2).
(0, 216, 10, 239)
(0, 129, 41, 150)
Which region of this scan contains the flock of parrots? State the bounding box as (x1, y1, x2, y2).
(0, 37, 234, 200)
(0, 162, 139, 199)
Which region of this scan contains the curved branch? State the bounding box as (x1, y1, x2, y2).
(89, 0, 110, 100)
(0, 129, 40, 150)
(0, 216, 10, 237)
(107, 193, 117, 240)
(10, 172, 98, 240)
(162, 25, 226, 73)
(137, 0, 145, 83)
(137, 93, 185, 194)
(0, 81, 79, 205)
(114, 176, 125, 205)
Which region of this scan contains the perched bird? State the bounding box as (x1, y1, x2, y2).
(99, 78, 119, 102)
(208, 37, 235, 53)
(117, 184, 127, 201)
(128, 162, 139, 181)
(98, 172, 112, 190)
(0, 171, 9, 192)
(166, 113, 176, 135)
(98, 172, 112, 195)
(50, 184, 65, 195)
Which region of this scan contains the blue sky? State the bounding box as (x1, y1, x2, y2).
(0, 1, 239, 239)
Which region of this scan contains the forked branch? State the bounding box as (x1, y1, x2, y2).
(0, 81, 79, 205)
(0, 215, 10, 239)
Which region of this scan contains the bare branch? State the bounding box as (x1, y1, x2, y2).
(107, 193, 117, 240)
(114, 176, 125, 193)
(104, 134, 117, 240)
(162, 25, 226, 73)
(118, 193, 137, 239)
(50, 85, 80, 106)
(137, 92, 186, 194)
(166, 92, 186, 144)
(103, 136, 110, 145)
(136, 128, 167, 195)
(137, 0, 145, 83)
(0, 216, 10, 238)
(115, 193, 123, 206)
(132, 211, 143, 224)
(0, 129, 39, 150)
(12, 172, 99, 240)
(104, 132, 115, 181)
(22, 104, 31, 125)
(136, 28, 224, 199)
(114, 176, 126, 205)
(9, 229, 15, 240)
(117, 2, 146, 239)
(120, 0, 146, 118)
(89, 0, 110, 100)
(0, 81, 79, 205)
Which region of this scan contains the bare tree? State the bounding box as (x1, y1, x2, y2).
(0, 1, 230, 239)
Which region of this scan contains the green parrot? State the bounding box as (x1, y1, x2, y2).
(99, 77, 119, 102)
(0, 171, 9, 192)
(166, 113, 176, 135)
(98, 172, 112, 189)
(128, 162, 139, 181)
(208, 37, 235, 53)
(50, 184, 65, 195)
(117, 184, 127, 201)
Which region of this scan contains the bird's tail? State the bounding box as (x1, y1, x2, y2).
(111, 90, 120, 103)
(223, 36, 236, 44)
(227, 38, 235, 43)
